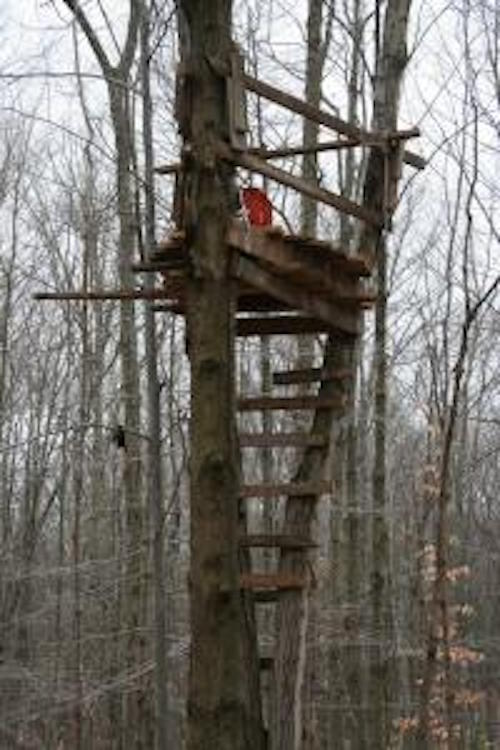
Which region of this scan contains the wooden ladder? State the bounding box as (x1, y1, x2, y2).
(237, 349, 354, 727)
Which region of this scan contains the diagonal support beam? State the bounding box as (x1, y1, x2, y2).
(233, 253, 361, 335)
(240, 71, 425, 170)
(217, 141, 382, 226)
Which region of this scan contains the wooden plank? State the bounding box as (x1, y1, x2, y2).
(237, 316, 331, 336)
(154, 163, 181, 175)
(34, 288, 170, 302)
(237, 293, 293, 312)
(239, 481, 331, 498)
(248, 131, 419, 160)
(240, 71, 424, 170)
(132, 258, 186, 273)
(217, 141, 382, 227)
(238, 395, 344, 411)
(233, 254, 361, 335)
(227, 221, 369, 296)
(240, 572, 307, 591)
(239, 534, 317, 549)
(253, 591, 279, 603)
(239, 431, 327, 447)
(273, 367, 354, 386)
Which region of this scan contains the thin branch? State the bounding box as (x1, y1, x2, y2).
(60, 0, 112, 78)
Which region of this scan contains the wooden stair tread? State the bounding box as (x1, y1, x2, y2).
(253, 591, 280, 603)
(239, 431, 327, 447)
(273, 367, 354, 385)
(239, 534, 317, 549)
(240, 572, 307, 591)
(238, 395, 344, 411)
(236, 315, 332, 336)
(239, 481, 331, 499)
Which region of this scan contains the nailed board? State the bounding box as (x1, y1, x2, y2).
(273, 367, 354, 386)
(239, 534, 317, 549)
(239, 432, 328, 447)
(238, 395, 345, 411)
(239, 481, 331, 499)
(237, 316, 332, 337)
(240, 572, 307, 591)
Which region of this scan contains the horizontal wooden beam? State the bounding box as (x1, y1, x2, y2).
(238, 395, 344, 411)
(239, 432, 327, 448)
(34, 288, 170, 302)
(154, 163, 181, 175)
(233, 253, 361, 335)
(240, 71, 425, 170)
(218, 141, 382, 226)
(239, 481, 331, 498)
(248, 132, 419, 160)
(236, 293, 293, 312)
(273, 367, 354, 386)
(239, 534, 317, 549)
(132, 258, 186, 273)
(253, 591, 280, 603)
(240, 573, 307, 591)
(237, 316, 331, 337)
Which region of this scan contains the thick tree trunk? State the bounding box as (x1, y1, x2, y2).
(179, 3, 264, 749)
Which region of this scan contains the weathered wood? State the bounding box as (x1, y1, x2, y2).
(233, 253, 361, 334)
(248, 131, 419, 159)
(253, 591, 280, 603)
(154, 162, 181, 175)
(34, 288, 170, 302)
(227, 221, 370, 296)
(239, 432, 327, 447)
(217, 141, 382, 226)
(239, 481, 331, 498)
(132, 258, 186, 273)
(238, 395, 344, 411)
(273, 367, 354, 385)
(239, 534, 317, 549)
(237, 316, 331, 337)
(239, 70, 425, 170)
(240, 573, 307, 591)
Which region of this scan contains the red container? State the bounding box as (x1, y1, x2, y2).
(241, 187, 273, 226)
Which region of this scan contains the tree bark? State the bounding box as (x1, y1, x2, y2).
(178, 3, 265, 749)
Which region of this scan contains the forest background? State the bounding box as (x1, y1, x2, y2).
(0, 1, 499, 748)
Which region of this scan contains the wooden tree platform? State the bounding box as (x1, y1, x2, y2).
(138, 219, 375, 336)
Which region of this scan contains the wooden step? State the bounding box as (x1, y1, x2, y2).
(239, 534, 317, 550)
(236, 316, 331, 337)
(253, 591, 280, 603)
(239, 481, 331, 499)
(239, 431, 327, 448)
(273, 367, 354, 386)
(240, 572, 307, 591)
(238, 395, 344, 411)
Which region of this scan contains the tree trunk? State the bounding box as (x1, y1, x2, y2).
(140, 5, 169, 748)
(179, 3, 265, 749)
(368, 4, 412, 747)
(272, 2, 413, 748)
